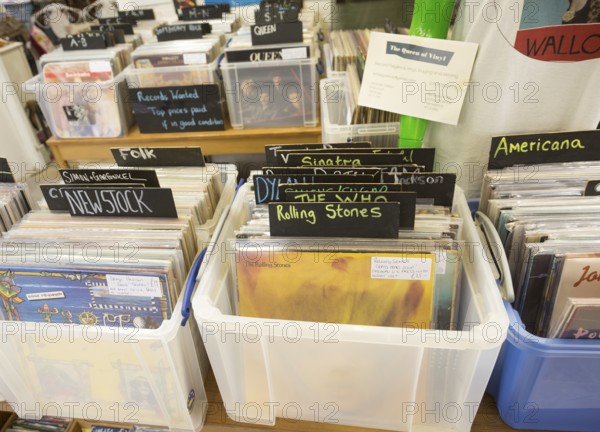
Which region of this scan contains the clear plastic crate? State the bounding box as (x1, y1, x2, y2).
(191, 184, 509, 431)
(0, 257, 209, 431)
(23, 72, 133, 140)
(220, 56, 320, 129)
(321, 75, 400, 147)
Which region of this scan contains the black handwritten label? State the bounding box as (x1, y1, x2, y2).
(60, 169, 160, 187)
(91, 24, 135, 35)
(155, 23, 206, 42)
(179, 4, 228, 20)
(283, 151, 435, 169)
(98, 17, 138, 25)
(119, 9, 156, 20)
(255, 1, 300, 24)
(280, 183, 403, 196)
(269, 202, 399, 238)
(253, 174, 376, 204)
(128, 85, 225, 133)
(384, 173, 456, 207)
(225, 45, 309, 63)
(284, 191, 417, 229)
(64, 187, 178, 218)
(584, 180, 600, 196)
(112, 147, 205, 167)
(488, 130, 600, 169)
(276, 148, 426, 167)
(251, 21, 303, 45)
(262, 166, 381, 176)
(265, 142, 371, 164)
(61, 33, 107, 51)
(0, 158, 15, 183)
(42, 184, 145, 211)
(91, 427, 129, 432)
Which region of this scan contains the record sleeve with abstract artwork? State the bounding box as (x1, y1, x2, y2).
(234, 245, 435, 327)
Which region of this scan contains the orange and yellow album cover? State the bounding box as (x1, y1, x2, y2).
(236, 249, 435, 328)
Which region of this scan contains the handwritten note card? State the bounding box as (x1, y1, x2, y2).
(128, 85, 225, 133)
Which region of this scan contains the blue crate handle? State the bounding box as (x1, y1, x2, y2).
(316, 59, 324, 75)
(235, 178, 245, 197)
(216, 52, 225, 81)
(474, 211, 515, 303)
(181, 248, 207, 327)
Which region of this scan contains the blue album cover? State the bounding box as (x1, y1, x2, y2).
(0, 268, 171, 329)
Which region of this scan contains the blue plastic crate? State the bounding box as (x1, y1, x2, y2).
(487, 301, 600, 432)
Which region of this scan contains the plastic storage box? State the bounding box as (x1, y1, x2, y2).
(0, 256, 209, 432)
(487, 302, 600, 432)
(320, 74, 399, 146)
(23, 72, 132, 139)
(192, 184, 509, 432)
(220, 56, 320, 129)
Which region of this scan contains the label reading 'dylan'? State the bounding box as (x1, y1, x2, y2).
(128, 85, 225, 133)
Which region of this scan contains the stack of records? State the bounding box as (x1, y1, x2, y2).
(0, 152, 227, 329)
(327, 29, 399, 125)
(129, 39, 221, 87)
(329, 29, 372, 74)
(3, 417, 70, 432)
(479, 130, 600, 339)
(0, 183, 32, 234)
(227, 142, 464, 330)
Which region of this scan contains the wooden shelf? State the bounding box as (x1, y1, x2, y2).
(47, 124, 322, 167)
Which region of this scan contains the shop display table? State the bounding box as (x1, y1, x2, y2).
(47, 124, 323, 167)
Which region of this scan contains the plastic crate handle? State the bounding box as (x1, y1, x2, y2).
(235, 178, 245, 197)
(474, 211, 515, 303)
(216, 52, 225, 81)
(181, 248, 207, 327)
(316, 59, 324, 75)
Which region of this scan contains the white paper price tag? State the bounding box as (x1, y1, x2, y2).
(183, 52, 208, 65)
(106, 274, 162, 297)
(371, 256, 433, 281)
